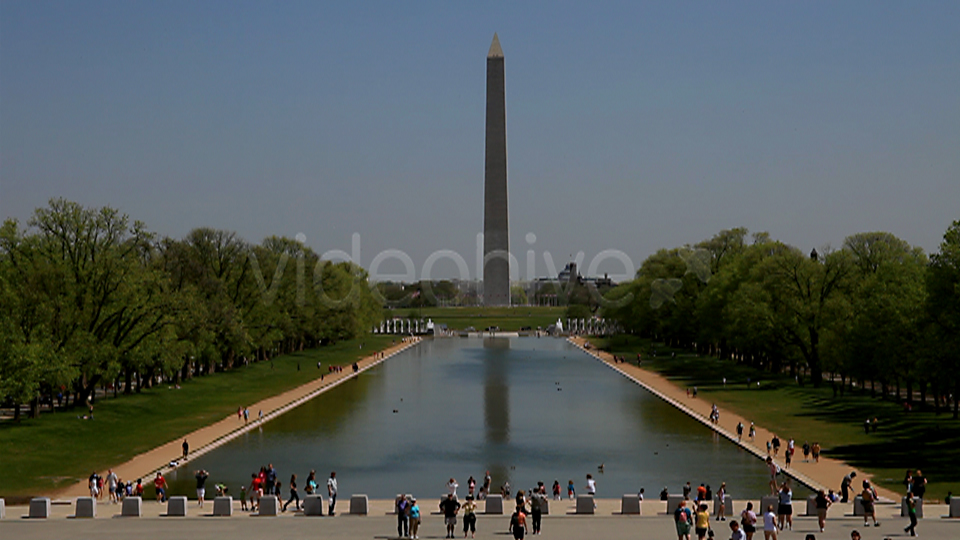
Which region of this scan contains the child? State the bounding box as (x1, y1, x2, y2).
(567, 479, 575, 499)
(240, 485, 248, 511)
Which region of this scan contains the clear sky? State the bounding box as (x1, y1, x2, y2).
(2, 1, 958, 281)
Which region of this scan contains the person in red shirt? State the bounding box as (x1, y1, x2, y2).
(250, 473, 263, 512)
(154, 472, 167, 503)
(135, 479, 144, 497)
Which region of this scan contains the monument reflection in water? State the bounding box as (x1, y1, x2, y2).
(167, 337, 785, 500)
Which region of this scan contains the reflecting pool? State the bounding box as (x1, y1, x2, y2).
(167, 337, 785, 500)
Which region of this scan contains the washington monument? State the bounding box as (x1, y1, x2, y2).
(483, 33, 510, 306)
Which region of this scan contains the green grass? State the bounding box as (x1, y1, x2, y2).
(0, 335, 397, 499)
(592, 335, 960, 501)
(401, 306, 565, 331)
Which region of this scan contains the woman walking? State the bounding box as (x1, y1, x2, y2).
(776, 481, 793, 531)
(409, 498, 421, 539)
(740, 502, 757, 540)
(762, 505, 778, 540)
(860, 480, 879, 527)
(815, 489, 831, 533)
(715, 482, 727, 521)
(675, 499, 693, 540)
(695, 503, 712, 540)
(283, 474, 300, 512)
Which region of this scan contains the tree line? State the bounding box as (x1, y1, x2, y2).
(0, 199, 381, 420)
(603, 222, 960, 417)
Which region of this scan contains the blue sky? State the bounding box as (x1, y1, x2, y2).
(2, 1, 958, 280)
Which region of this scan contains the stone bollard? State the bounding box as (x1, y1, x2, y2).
(302, 495, 325, 516)
(540, 497, 550, 515)
(258, 495, 279, 516)
(213, 496, 233, 516)
(621, 494, 641, 515)
(576, 495, 595, 514)
(484, 494, 503, 514)
(349, 494, 368, 515)
(950, 497, 960, 518)
(666, 495, 685, 515)
(75, 497, 96, 518)
(167, 496, 188, 517)
(806, 495, 818, 516)
(121, 496, 142, 517)
(853, 496, 865, 516)
(29, 497, 51, 519)
(901, 497, 923, 518)
(760, 496, 779, 515)
(713, 494, 734, 515)
(0, 497, 5, 520)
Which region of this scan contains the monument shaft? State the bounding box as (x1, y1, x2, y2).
(483, 34, 510, 306)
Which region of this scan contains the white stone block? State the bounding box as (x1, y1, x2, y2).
(484, 494, 503, 514)
(806, 495, 818, 516)
(540, 496, 549, 515)
(901, 497, 923, 518)
(950, 497, 960, 518)
(258, 495, 279, 516)
(576, 495, 594, 514)
(853, 496, 865, 516)
(29, 497, 51, 519)
(760, 496, 779, 516)
(621, 494, 641, 514)
(121, 496, 142, 517)
(75, 497, 96, 518)
(303, 494, 324, 516)
(666, 495, 685, 515)
(349, 494, 368, 515)
(0, 498, 5, 520)
(167, 496, 187, 516)
(213, 496, 233, 516)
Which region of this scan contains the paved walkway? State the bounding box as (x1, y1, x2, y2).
(53, 338, 422, 499)
(1, 498, 956, 540)
(568, 337, 900, 502)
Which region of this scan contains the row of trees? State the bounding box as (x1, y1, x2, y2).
(0, 199, 381, 420)
(603, 222, 960, 417)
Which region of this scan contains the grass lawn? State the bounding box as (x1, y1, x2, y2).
(592, 335, 960, 501)
(395, 306, 565, 331)
(0, 335, 397, 499)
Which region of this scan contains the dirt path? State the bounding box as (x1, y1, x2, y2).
(569, 337, 899, 502)
(52, 338, 422, 499)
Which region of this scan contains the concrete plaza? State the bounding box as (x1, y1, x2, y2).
(1, 498, 957, 540)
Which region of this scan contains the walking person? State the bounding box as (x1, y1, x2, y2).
(695, 503, 712, 540)
(766, 457, 778, 495)
(762, 505, 778, 540)
(552, 480, 561, 500)
(675, 499, 693, 540)
(903, 491, 918, 537)
(195, 469, 209, 508)
(716, 482, 727, 521)
(860, 480, 879, 527)
(776, 481, 793, 531)
(740, 502, 757, 540)
(283, 474, 300, 512)
(153, 472, 167, 503)
(327, 471, 338, 515)
(749, 422, 756, 441)
(462, 494, 478, 538)
(736, 422, 744, 442)
(567, 479, 575, 499)
(106, 469, 119, 504)
(530, 488, 544, 535)
(395, 493, 410, 538)
(410, 497, 420, 538)
(510, 506, 527, 540)
(729, 519, 746, 540)
(409, 498, 421, 539)
(814, 489, 831, 533)
(912, 470, 927, 500)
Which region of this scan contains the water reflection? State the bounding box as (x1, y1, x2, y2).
(166, 338, 788, 500)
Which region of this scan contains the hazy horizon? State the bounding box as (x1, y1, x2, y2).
(2, 2, 958, 280)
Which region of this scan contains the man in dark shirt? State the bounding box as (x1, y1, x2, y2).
(265, 463, 277, 494)
(912, 470, 927, 499)
(439, 493, 461, 539)
(195, 469, 209, 507)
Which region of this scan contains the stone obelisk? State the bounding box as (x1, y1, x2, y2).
(483, 33, 510, 306)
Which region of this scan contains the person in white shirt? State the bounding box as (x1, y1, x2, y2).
(447, 478, 459, 499)
(327, 471, 338, 515)
(763, 505, 778, 540)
